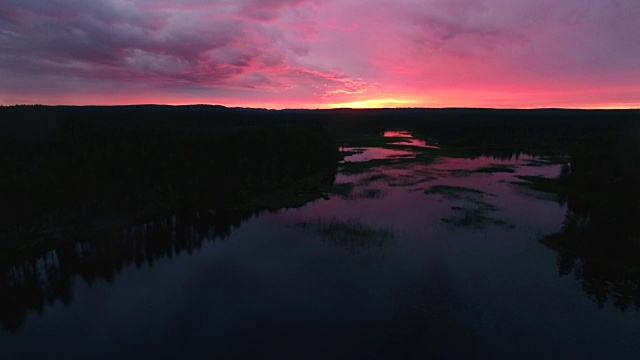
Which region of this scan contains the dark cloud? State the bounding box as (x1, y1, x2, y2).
(0, 0, 356, 95)
(0, 0, 638, 107)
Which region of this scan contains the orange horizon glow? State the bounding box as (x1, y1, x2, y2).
(2, 90, 639, 110)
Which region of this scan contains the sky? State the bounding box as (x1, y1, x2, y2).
(1, 0, 639, 109)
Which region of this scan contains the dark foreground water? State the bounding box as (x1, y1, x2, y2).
(2, 140, 640, 359)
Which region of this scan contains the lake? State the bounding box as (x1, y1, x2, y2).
(2, 131, 640, 359)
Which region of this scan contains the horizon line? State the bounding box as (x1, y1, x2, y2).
(2, 103, 639, 111)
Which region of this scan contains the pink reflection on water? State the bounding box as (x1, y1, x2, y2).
(433, 154, 533, 170)
(326, 150, 567, 243)
(342, 147, 417, 162)
(389, 139, 439, 148)
(383, 130, 440, 149)
(431, 154, 562, 179)
(383, 130, 412, 138)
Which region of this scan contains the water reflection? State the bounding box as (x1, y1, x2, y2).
(535, 136, 640, 311)
(3, 138, 640, 358)
(4, 149, 564, 333)
(296, 217, 394, 252)
(555, 249, 640, 310)
(383, 130, 413, 138)
(0, 208, 257, 332)
(383, 130, 440, 148)
(543, 186, 640, 310)
(342, 147, 418, 162)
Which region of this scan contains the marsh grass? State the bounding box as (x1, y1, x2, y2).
(348, 188, 388, 200)
(341, 155, 444, 175)
(357, 173, 393, 186)
(339, 156, 436, 175)
(442, 203, 513, 230)
(388, 175, 437, 187)
(513, 175, 567, 194)
(425, 185, 486, 197)
(425, 185, 511, 230)
(425, 185, 497, 209)
(524, 156, 570, 167)
(340, 159, 394, 175)
(297, 218, 394, 249)
(471, 165, 516, 173)
(441, 209, 514, 230)
(339, 149, 364, 157)
(339, 134, 421, 149)
(240, 171, 347, 210)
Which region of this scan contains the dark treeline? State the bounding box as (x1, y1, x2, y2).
(0, 208, 268, 332)
(2, 105, 639, 148)
(0, 113, 339, 238)
(540, 122, 640, 310)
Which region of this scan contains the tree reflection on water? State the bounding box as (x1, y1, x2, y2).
(0, 208, 258, 332)
(542, 129, 640, 311)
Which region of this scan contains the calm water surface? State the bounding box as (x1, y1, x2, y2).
(2, 135, 640, 359)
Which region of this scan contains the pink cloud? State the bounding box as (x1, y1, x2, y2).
(0, 0, 639, 108)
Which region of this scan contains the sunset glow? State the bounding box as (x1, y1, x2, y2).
(325, 98, 428, 109)
(1, 0, 639, 108)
